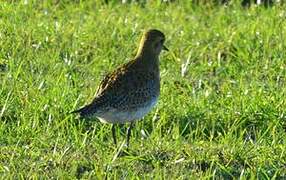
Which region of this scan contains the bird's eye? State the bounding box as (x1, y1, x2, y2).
(160, 39, 164, 44)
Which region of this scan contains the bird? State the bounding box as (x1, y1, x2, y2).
(72, 29, 168, 147)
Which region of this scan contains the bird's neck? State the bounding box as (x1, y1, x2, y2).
(134, 39, 160, 71)
(135, 50, 159, 71)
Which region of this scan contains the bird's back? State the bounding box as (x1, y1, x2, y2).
(75, 57, 160, 123)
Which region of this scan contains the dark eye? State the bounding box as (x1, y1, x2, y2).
(160, 39, 164, 44)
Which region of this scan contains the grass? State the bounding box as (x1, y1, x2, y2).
(0, 1, 286, 178)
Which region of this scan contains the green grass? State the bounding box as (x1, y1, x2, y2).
(1, 1, 286, 178)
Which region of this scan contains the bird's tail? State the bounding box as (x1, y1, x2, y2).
(70, 108, 83, 114)
(70, 104, 95, 117)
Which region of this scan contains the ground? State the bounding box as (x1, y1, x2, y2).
(0, 1, 286, 178)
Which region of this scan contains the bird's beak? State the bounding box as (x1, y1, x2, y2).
(163, 45, 169, 51)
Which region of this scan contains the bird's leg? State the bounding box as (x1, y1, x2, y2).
(126, 122, 134, 147)
(112, 124, 117, 146)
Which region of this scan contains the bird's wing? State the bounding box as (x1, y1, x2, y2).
(76, 60, 137, 116)
(95, 59, 136, 95)
(73, 59, 158, 117)
(94, 67, 159, 110)
(95, 72, 112, 95)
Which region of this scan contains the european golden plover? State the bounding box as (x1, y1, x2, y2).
(72, 29, 168, 147)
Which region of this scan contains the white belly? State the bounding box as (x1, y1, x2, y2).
(97, 98, 158, 124)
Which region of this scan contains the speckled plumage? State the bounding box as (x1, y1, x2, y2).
(72, 29, 167, 146)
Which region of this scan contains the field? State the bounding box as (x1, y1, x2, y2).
(0, 1, 286, 178)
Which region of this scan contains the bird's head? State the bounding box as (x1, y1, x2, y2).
(136, 29, 168, 58)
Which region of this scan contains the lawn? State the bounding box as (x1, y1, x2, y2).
(0, 1, 286, 178)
